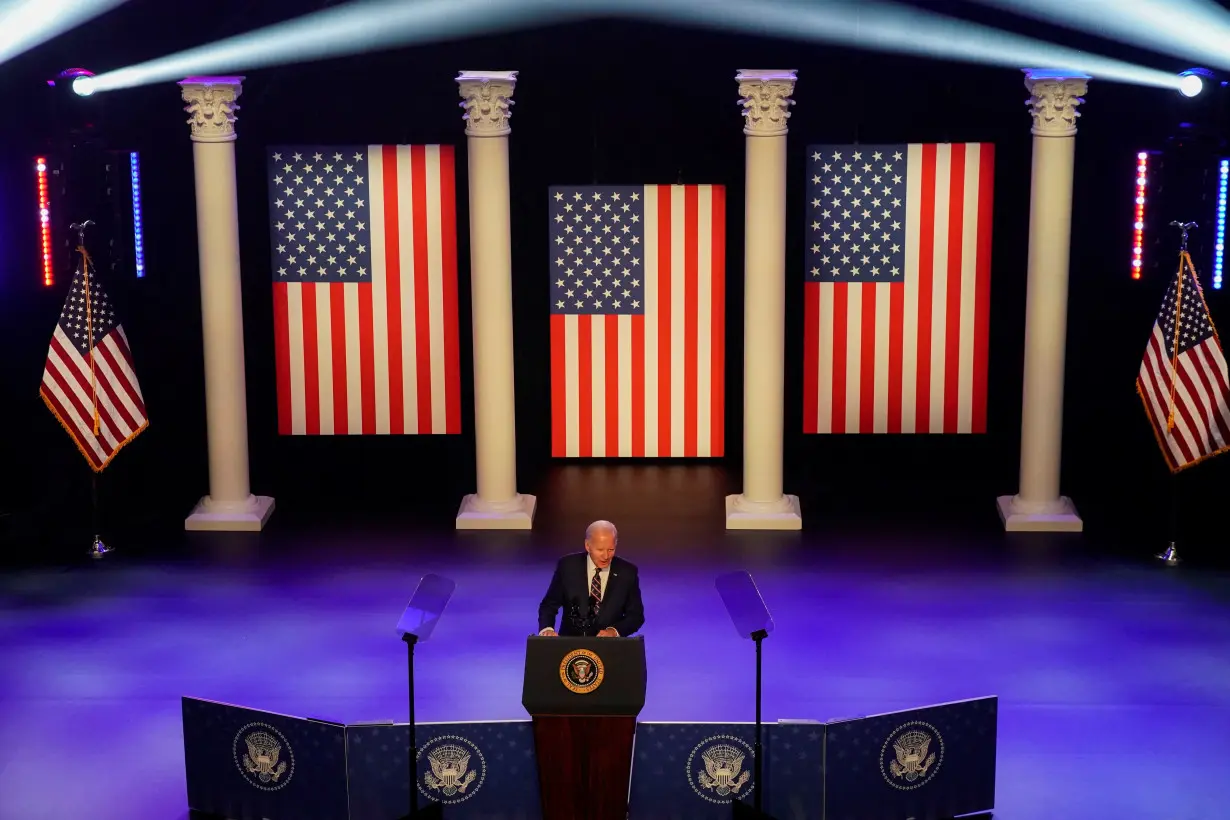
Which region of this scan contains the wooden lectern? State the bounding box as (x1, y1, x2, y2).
(522, 635, 646, 820)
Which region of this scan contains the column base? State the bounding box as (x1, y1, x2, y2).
(996, 494, 1082, 532)
(456, 493, 537, 530)
(184, 494, 276, 532)
(724, 493, 803, 530)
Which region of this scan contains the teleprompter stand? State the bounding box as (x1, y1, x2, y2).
(395, 574, 455, 820)
(716, 571, 778, 820)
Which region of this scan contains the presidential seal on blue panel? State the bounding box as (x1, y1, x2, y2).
(416, 734, 486, 804)
(880, 720, 944, 790)
(687, 735, 754, 804)
(560, 648, 605, 694)
(233, 722, 295, 791)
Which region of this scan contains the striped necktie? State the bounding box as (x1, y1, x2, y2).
(590, 567, 602, 613)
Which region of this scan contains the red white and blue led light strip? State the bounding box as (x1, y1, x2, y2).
(130, 152, 146, 278)
(1214, 159, 1226, 290)
(37, 157, 53, 287)
(1132, 151, 1147, 280)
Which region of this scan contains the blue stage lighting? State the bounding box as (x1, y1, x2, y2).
(1214, 160, 1227, 289)
(129, 152, 145, 278)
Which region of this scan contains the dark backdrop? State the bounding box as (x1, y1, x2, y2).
(0, 4, 1226, 561)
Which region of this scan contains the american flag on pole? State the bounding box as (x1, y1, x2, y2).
(1137, 254, 1230, 471)
(39, 257, 148, 471)
(802, 143, 995, 434)
(268, 146, 461, 435)
(549, 185, 726, 457)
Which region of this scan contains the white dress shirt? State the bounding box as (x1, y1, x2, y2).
(540, 556, 616, 635)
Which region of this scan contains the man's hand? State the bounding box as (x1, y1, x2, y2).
(597, 628, 618, 637)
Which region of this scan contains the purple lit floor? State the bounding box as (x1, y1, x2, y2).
(2, 468, 1229, 818)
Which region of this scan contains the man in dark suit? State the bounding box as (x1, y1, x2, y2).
(538, 520, 645, 637)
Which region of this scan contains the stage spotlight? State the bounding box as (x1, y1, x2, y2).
(1179, 70, 1206, 98)
(72, 75, 97, 97)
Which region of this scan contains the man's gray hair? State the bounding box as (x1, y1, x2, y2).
(585, 519, 618, 543)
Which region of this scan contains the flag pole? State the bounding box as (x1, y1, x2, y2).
(89, 472, 110, 559)
(1156, 221, 1196, 567)
(71, 219, 112, 560)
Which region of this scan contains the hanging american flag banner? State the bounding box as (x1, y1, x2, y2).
(549, 185, 726, 457)
(40, 256, 148, 471)
(268, 145, 462, 435)
(802, 143, 994, 434)
(1137, 252, 1230, 471)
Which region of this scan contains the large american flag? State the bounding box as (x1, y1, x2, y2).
(802, 144, 994, 434)
(1137, 256, 1230, 471)
(548, 185, 725, 458)
(268, 146, 461, 435)
(39, 260, 148, 471)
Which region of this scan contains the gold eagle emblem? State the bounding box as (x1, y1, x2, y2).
(242, 731, 289, 784)
(698, 744, 752, 796)
(888, 729, 937, 782)
(424, 744, 478, 797)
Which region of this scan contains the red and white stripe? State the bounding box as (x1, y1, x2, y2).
(40, 326, 148, 471)
(272, 145, 461, 435)
(1138, 325, 1230, 470)
(550, 184, 726, 457)
(803, 143, 994, 434)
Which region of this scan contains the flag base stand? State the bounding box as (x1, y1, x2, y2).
(89, 535, 112, 559)
(1156, 541, 1181, 566)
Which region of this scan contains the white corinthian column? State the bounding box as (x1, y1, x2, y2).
(455, 70, 536, 530)
(179, 77, 275, 532)
(997, 70, 1089, 532)
(726, 70, 803, 530)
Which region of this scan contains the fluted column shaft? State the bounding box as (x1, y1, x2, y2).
(726, 70, 802, 530)
(180, 77, 272, 531)
(999, 71, 1089, 531)
(455, 70, 535, 529)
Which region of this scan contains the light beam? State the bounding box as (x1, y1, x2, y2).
(83, 0, 1185, 94)
(85, 0, 589, 93)
(632, 0, 1186, 90)
(0, 0, 132, 67)
(965, 0, 1230, 76)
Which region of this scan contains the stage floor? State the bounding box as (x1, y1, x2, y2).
(1, 467, 1228, 819)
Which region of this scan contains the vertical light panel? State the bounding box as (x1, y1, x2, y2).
(130, 151, 146, 277)
(36, 157, 52, 286)
(1215, 159, 1227, 290)
(1132, 151, 1147, 280)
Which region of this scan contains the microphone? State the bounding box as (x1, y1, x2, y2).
(567, 602, 598, 636)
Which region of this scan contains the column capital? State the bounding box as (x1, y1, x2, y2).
(1023, 70, 1090, 137)
(179, 76, 244, 143)
(457, 70, 517, 137)
(736, 70, 797, 137)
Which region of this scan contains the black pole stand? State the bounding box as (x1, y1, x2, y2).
(88, 473, 111, 559)
(399, 633, 442, 820)
(1156, 470, 1181, 566)
(734, 630, 775, 819)
(753, 628, 766, 812)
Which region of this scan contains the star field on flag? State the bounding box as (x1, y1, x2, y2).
(806, 147, 907, 282)
(269, 148, 373, 282)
